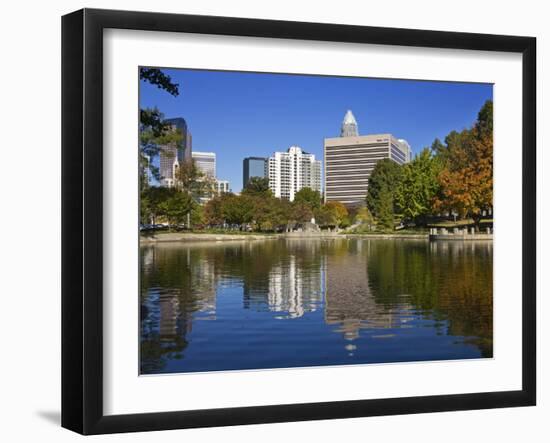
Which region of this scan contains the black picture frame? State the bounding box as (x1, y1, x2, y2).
(62, 8, 536, 435)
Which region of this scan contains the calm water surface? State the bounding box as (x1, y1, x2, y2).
(140, 238, 492, 374)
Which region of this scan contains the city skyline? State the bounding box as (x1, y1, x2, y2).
(140, 68, 493, 193)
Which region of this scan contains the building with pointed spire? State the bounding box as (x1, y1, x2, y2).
(340, 110, 359, 137)
(324, 110, 412, 207)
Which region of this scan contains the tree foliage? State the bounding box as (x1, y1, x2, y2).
(395, 148, 442, 224)
(141, 186, 194, 227)
(293, 187, 322, 211)
(202, 192, 349, 232)
(140, 113, 183, 186)
(362, 100, 493, 230)
(355, 206, 375, 230)
(365, 159, 402, 230)
(220, 194, 255, 226)
(139, 68, 181, 190)
(292, 203, 314, 224)
(174, 159, 215, 203)
(433, 100, 493, 226)
(140, 68, 179, 97)
(159, 192, 194, 226)
(323, 201, 349, 228)
(140, 186, 172, 224)
(241, 176, 271, 196)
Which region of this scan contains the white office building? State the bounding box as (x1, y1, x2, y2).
(192, 151, 216, 178)
(159, 145, 179, 187)
(215, 179, 230, 194)
(268, 146, 322, 201)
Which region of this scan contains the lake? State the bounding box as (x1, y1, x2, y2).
(140, 238, 493, 374)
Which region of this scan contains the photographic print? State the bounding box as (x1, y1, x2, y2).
(139, 67, 493, 375)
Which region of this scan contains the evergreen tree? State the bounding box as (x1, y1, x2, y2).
(366, 159, 402, 220)
(377, 185, 395, 231)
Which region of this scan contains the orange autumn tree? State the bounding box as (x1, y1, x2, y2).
(432, 100, 493, 228)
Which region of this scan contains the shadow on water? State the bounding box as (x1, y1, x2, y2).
(140, 238, 493, 374)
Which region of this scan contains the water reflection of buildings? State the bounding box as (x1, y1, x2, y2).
(243, 242, 325, 319)
(189, 255, 217, 320)
(324, 240, 410, 343)
(267, 255, 324, 319)
(159, 291, 180, 339)
(429, 238, 494, 257)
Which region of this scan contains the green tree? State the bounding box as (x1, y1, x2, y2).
(377, 186, 395, 231)
(314, 205, 336, 227)
(252, 196, 285, 231)
(292, 202, 314, 224)
(159, 192, 194, 227)
(430, 138, 446, 155)
(324, 201, 349, 228)
(190, 204, 205, 227)
(355, 206, 375, 230)
(204, 195, 226, 226)
(476, 100, 493, 135)
(366, 159, 403, 222)
(174, 159, 215, 203)
(276, 198, 294, 230)
(221, 194, 255, 228)
(242, 177, 271, 196)
(396, 148, 442, 225)
(140, 186, 173, 225)
(293, 187, 321, 211)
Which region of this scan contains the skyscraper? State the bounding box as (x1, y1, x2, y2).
(243, 157, 268, 188)
(164, 117, 192, 162)
(324, 110, 411, 207)
(192, 151, 216, 178)
(268, 146, 322, 201)
(158, 117, 192, 187)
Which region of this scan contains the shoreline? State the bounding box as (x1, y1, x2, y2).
(140, 231, 432, 243)
(140, 231, 494, 243)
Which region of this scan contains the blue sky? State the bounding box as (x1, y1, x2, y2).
(140, 68, 492, 192)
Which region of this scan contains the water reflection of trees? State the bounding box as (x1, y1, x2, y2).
(140, 244, 217, 373)
(324, 239, 411, 342)
(365, 240, 493, 357)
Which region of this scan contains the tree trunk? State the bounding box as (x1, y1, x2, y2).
(472, 213, 482, 232)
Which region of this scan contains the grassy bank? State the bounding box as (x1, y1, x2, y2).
(140, 231, 279, 243)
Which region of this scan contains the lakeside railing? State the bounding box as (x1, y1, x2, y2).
(429, 227, 493, 241)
